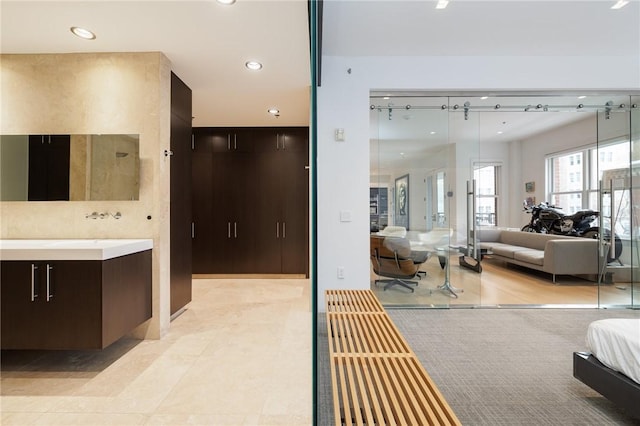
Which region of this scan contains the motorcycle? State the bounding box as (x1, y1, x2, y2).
(522, 201, 622, 263)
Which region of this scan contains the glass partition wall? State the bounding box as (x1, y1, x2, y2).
(370, 93, 638, 309)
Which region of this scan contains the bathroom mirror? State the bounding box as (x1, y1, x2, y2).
(0, 134, 140, 201)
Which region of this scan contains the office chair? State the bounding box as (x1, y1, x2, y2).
(370, 235, 422, 292)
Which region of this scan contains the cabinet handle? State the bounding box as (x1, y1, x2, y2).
(283, 222, 286, 239)
(234, 134, 237, 150)
(191, 222, 195, 238)
(227, 134, 231, 150)
(228, 222, 231, 238)
(281, 134, 286, 150)
(276, 222, 280, 238)
(31, 264, 39, 301)
(234, 222, 237, 238)
(46, 264, 53, 302)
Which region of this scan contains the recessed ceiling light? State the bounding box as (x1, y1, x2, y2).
(70, 26, 96, 40)
(497, 131, 504, 135)
(268, 108, 280, 116)
(578, 95, 587, 99)
(217, 0, 236, 4)
(383, 96, 390, 100)
(245, 61, 263, 71)
(481, 96, 489, 100)
(430, 131, 437, 135)
(436, 0, 449, 9)
(611, 0, 629, 9)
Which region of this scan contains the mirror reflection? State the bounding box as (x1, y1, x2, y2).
(0, 134, 140, 201)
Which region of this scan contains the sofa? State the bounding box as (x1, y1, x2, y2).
(475, 228, 601, 283)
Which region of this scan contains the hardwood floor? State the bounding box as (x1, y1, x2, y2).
(372, 253, 638, 307)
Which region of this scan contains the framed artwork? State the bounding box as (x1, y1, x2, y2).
(525, 181, 535, 193)
(525, 196, 536, 207)
(395, 174, 409, 229)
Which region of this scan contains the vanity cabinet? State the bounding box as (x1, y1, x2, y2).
(1, 250, 152, 350)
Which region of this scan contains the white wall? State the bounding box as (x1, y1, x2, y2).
(316, 54, 640, 310)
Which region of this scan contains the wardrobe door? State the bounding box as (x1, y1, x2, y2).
(228, 128, 257, 273)
(170, 72, 192, 315)
(192, 130, 215, 273)
(280, 128, 309, 274)
(253, 129, 284, 273)
(209, 131, 245, 273)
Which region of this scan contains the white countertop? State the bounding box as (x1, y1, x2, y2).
(0, 239, 153, 261)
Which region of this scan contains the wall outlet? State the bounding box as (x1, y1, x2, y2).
(337, 266, 345, 279)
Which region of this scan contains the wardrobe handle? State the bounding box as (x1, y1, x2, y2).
(283, 222, 286, 239)
(276, 134, 280, 150)
(234, 134, 237, 150)
(46, 264, 53, 302)
(31, 264, 39, 301)
(234, 222, 237, 238)
(191, 222, 195, 239)
(281, 135, 286, 150)
(227, 134, 231, 150)
(276, 222, 280, 238)
(228, 222, 231, 238)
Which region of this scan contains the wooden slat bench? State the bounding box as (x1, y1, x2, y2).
(326, 289, 461, 426)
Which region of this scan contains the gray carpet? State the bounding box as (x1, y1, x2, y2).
(317, 308, 640, 425)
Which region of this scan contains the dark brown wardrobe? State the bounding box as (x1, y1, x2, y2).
(170, 73, 193, 315)
(192, 127, 309, 275)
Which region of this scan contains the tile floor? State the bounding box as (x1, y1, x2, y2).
(1, 278, 312, 425)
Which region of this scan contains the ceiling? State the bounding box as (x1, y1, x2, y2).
(322, 0, 640, 58)
(0, 0, 311, 128)
(2, 0, 638, 137)
(320, 0, 640, 171)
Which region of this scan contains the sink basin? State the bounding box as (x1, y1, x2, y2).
(0, 239, 153, 260)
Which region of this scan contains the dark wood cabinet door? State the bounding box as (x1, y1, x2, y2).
(253, 129, 283, 273)
(0, 261, 101, 350)
(210, 150, 236, 272)
(1, 255, 151, 351)
(1, 262, 44, 348)
(192, 130, 217, 273)
(170, 72, 193, 314)
(41, 261, 102, 349)
(191, 127, 309, 275)
(230, 148, 257, 273)
(280, 129, 309, 274)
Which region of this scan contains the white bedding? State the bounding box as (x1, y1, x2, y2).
(586, 318, 640, 385)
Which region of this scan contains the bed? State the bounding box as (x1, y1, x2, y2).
(573, 318, 640, 419)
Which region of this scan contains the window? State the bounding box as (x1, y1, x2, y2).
(547, 140, 631, 237)
(474, 164, 500, 226)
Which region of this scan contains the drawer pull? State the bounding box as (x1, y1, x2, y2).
(31, 264, 39, 302)
(46, 264, 54, 301)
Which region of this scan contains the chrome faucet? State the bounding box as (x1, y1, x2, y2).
(85, 211, 122, 219)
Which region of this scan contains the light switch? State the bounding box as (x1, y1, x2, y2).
(335, 128, 345, 142)
(340, 210, 352, 222)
